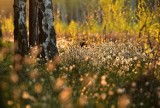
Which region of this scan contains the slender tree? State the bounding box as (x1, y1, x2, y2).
(14, 0, 58, 60)
(14, 0, 28, 55)
(29, 0, 39, 47)
(0, 23, 2, 38)
(38, 0, 58, 61)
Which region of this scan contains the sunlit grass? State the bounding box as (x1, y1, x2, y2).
(0, 38, 160, 107)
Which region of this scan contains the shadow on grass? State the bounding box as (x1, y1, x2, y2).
(126, 73, 160, 108)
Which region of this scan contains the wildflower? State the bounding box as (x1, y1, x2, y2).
(100, 93, 107, 100)
(157, 60, 160, 65)
(118, 95, 130, 108)
(26, 105, 31, 108)
(101, 80, 107, 86)
(54, 78, 65, 91)
(29, 68, 39, 80)
(10, 72, 19, 83)
(78, 95, 88, 106)
(22, 91, 30, 99)
(117, 88, 125, 94)
(46, 61, 56, 73)
(131, 82, 136, 87)
(34, 83, 43, 94)
(108, 90, 114, 96)
(7, 100, 13, 106)
(133, 56, 138, 60)
(59, 87, 72, 104)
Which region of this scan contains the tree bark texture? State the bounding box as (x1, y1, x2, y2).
(38, 0, 58, 61)
(29, 0, 39, 47)
(14, 0, 28, 55)
(0, 24, 2, 38)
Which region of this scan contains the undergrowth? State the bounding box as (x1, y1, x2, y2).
(0, 39, 160, 108)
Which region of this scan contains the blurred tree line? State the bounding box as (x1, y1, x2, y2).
(53, 0, 159, 24)
(0, 0, 159, 42)
(0, 0, 159, 25)
(53, 0, 159, 39)
(53, 0, 101, 24)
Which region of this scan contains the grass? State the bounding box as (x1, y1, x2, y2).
(0, 38, 160, 108)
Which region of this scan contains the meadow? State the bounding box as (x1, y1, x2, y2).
(0, 0, 160, 108)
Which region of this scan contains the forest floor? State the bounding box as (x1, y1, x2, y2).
(0, 38, 160, 108)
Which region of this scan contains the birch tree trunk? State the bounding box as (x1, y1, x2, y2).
(29, 0, 39, 47)
(38, 0, 58, 61)
(14, 0, 28, 55)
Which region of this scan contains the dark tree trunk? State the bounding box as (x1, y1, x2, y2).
(14, 0, 28, 55)
(0, 24, 2, 38)
(38, 0, 58, 61)
(29, 0, 39, 47)
(14, 0, 58, 59)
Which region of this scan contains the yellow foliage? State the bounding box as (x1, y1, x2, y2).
(54, 20, 68, 37)
(99, 0, 133, 33)
(1, 15, 14, 37)
(68, 20, 78, 41)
